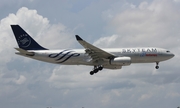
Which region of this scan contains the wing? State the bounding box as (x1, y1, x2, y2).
(75, 35, 115, 62)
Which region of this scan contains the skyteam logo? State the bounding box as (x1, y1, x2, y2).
(49, 50, 80, 63)
(17, 34, 31, 48)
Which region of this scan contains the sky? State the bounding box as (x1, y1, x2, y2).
(0, 0, 180, 108)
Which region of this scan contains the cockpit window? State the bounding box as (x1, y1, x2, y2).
(166, 51, 170, 53)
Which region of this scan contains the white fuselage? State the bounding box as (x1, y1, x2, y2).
(18, 47, 174, 69)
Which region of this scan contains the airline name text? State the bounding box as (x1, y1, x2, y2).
(121, 48, 157, 53)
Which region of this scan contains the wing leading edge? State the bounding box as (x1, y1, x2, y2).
(75, 35, 115, 62)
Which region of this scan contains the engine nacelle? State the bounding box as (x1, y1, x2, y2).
(110, 57, 131, 66)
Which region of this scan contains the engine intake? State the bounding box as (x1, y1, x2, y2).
(110, 57, 131, 66)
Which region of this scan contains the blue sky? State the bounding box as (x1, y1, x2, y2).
(0, 0, 180, 108)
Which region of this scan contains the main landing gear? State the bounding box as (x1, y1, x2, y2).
(90, 65, 103, 75)
(155, 62, 159, 69)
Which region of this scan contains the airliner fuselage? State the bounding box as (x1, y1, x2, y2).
(16, 47, 174, 69)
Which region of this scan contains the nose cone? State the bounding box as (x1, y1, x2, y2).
(170, 53, 175, 58)
(167, 52, 175, 59)
(160, 49, 175, 61)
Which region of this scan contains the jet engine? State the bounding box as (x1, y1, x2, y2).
(110, 57, 131, 66)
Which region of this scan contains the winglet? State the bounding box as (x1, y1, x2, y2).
(75, 35, 83, 41)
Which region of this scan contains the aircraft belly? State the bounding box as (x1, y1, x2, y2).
(131, 56, 162, 63)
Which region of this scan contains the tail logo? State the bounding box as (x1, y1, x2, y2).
(17, 34, 31, 48)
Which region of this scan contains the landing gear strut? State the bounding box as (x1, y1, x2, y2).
(155, 62, 159, 69)
(90, 65, 103, 75)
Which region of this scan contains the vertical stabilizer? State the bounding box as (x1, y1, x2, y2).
(11, 25, 47, 50)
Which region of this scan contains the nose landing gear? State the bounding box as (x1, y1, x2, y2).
(155, 62, 159, 69)
(90, 65, 103, 75)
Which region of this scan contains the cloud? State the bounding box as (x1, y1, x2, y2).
(92, 1, 180, 107)
(93, 0, 180, 88)
(99, 0, 180, 49)
(13, 75, 26, 84)
(139, 93, 152, 101)
(0, 6, 75, 88)
(93, 34, 119, 47)
(1, 7, 75, 51)
(0, 7, 78, 108)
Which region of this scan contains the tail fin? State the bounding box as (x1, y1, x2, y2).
(11, 25, 47, 50)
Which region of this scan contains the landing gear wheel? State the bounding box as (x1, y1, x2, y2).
(98, 66, 103, 71)
(94, 69, 99, 73)
(90, 71, 94, 75)
(155, 66, 159, 69)
(90, 65, 104, 75)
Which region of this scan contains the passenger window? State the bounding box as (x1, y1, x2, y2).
(166, 51, 170, 53)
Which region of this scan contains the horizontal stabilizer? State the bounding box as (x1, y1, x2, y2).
(15, 48, 35, 56)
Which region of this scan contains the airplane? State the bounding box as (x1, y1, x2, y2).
(11, 25, 174, 75)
